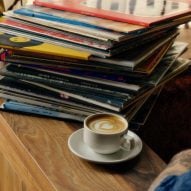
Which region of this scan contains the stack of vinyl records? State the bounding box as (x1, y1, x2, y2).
(0, 0, 190, 123)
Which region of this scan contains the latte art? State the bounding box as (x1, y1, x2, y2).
(88, 115, 126, 134)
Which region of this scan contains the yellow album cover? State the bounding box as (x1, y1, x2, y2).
(0, 32, 91, 60)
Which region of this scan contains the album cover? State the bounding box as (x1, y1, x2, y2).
(0, 98, 86, 121)
(0, 88, 108, 114)
(4, 10, 126, 42)
(122, 91, 154, 121)
(0, 58, 190, 121)
(34, 0, 191, 26)
(0, 80, 115, 116)
(0, 31, 91, 60)
(0, 63, 141, 94)
(0, 63, 133, 101)
(6, 6, 191, 42)
(4, 11, 124, 41)
(13, 5, 144, 34)
(130, 86, 163, 125)
(0, 91, 152, 122)
(89, 30, 178, 68)
(159, 57, 190, 85)
(6, 7, 191, 44)
(2, 40, 186, 78)
(1, 52, 149, 81)
(0, 89, 99, 118)
(0, 26, 113, 58)
(0, 24, 179, 59)
(0, 75, 133, 111)
(0, 17, 115, 50)
(134, 40, 188, 75)
(0, 83, 156, 122)
(144, 47, 190, 86)
(135, 40, 173, 74)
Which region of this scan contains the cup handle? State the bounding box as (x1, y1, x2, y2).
(120, 134, 134, 151)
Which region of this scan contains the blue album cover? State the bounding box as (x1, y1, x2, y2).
(14, 8, 104, 30)
(2, 100, 84, 121)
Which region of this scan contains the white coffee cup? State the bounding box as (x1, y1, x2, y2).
(83, 113, 129, 154)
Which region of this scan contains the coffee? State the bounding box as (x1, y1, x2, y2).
(84, 113, 128, 154)
(87, 114, 126, 134)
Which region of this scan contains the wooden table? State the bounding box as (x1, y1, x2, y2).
(0, 25, 190, 191)
(0, 112, 166, 191)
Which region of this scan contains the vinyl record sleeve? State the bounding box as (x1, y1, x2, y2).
(0, 32, 91, 60)
(13, 5, 144, 34)
(34, 0, 191, 26)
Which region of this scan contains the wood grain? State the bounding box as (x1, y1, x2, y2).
(0, 114, 56, 191)
(0, 112, 166, 191)
(0, 152, 26, 191)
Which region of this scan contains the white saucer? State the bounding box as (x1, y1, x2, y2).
(68, 128, 143, 164)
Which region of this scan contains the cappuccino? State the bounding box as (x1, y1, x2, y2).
(87, 114, 126, 134)
(84, 113, 128, 154)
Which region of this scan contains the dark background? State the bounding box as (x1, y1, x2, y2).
(137, 24, 191, 162)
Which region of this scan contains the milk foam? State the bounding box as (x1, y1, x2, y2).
(88, 115, 126, 134)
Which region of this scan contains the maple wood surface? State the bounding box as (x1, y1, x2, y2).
(0, 111, 167, 191)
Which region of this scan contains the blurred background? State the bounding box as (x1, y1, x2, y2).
(0, 0, 33, 12)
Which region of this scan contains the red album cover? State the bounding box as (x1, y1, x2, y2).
(0, 17, 110, 50)
(34, 0, 191, 26)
